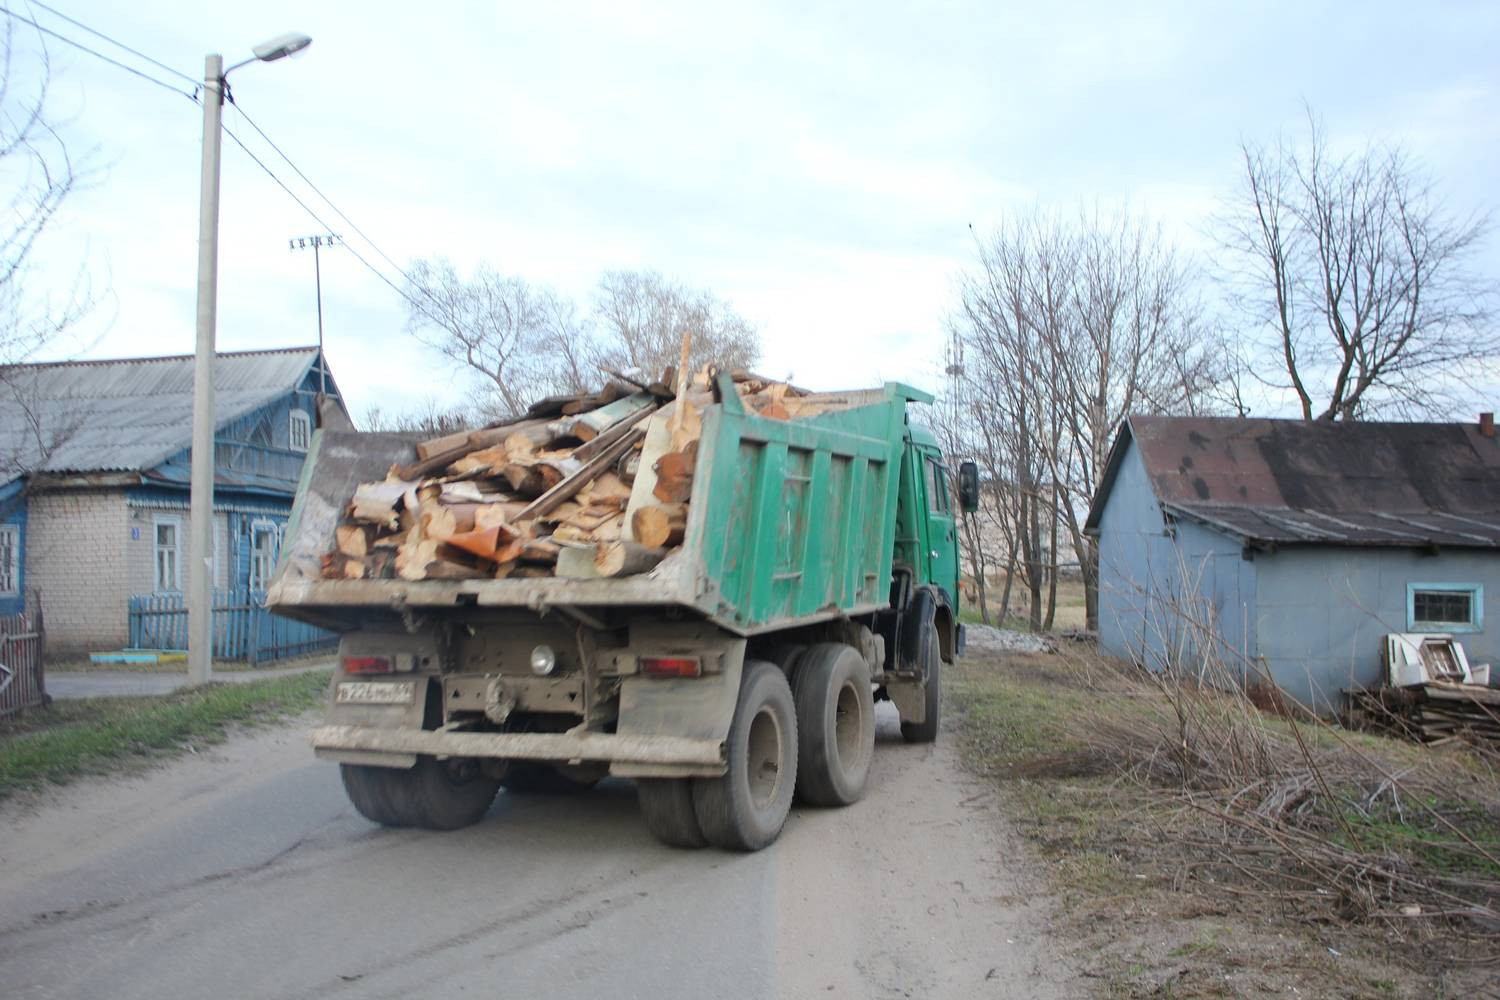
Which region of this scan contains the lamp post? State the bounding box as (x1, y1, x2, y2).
(188, 32, 312, 687)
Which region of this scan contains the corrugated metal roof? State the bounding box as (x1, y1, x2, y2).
(0, 347, 318, 476)
(1086, 415, 1500, 549)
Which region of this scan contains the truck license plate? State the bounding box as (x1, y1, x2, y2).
(336, 680, 415, 705)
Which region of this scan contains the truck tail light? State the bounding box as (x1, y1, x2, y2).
(343, 655, 394, 675)
(640, 656, 701, 678)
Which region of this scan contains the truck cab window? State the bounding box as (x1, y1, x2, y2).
(925, 457, 950, 514)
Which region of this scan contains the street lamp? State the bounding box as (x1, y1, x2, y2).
(188, 33, 312, 687)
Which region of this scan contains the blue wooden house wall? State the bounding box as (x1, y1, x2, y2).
(0, 478, 25, 616)
(1096, 435, 1498, 711)
(136, 364, 328, 593)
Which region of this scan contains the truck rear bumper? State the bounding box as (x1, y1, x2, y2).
(309, 724, 726, 772)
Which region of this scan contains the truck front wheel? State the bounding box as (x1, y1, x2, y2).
(793, 643, 875, 806)
(692, 661, 798, 851)
(340, 757, 500, 831)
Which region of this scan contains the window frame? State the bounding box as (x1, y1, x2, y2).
(0, 523, 19, 596)
(289, 409, 312, 452)
(1406, 582, 1483, 634)
(924, 455, 951, 515)
(248, 519, 280, 592)
(153, 515, 183, 594)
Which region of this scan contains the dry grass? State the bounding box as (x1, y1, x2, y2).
(950, 640, 1500, 998)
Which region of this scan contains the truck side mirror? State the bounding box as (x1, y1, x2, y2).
(958, 461, 979, 514)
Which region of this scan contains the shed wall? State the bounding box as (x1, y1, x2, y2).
(1254, 547, 1499, 710)
(24, 490, 129, 651)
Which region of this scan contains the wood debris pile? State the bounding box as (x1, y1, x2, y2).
(320, 369, 814, 582)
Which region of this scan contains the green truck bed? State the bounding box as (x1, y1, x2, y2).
(267, 378, 932, 635)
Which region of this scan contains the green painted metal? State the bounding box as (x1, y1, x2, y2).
(693, 374, 925, 630)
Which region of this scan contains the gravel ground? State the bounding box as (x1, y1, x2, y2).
(964, 625, 1057, 655)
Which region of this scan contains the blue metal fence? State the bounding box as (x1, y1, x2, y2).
(128, 589, 337, 665)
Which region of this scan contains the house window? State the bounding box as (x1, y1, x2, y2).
(1408, 583, 1483, 633)
(289, 409, 312, 452)
(154, 517, 182, 593)
(249, 522, 280, 591)
(0, 524, 18, 596)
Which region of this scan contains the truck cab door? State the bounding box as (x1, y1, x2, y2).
(919, 451, 959, 604)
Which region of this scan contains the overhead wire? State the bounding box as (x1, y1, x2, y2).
(0, 4, 197, 101)
(23, 0, 199, 86)
(228, 101, 421, 289)
(0, 2, 436, 324)
(219, 122, 441, 325)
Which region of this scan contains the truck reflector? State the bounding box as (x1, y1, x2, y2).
(343, 655, 394, 675)
(639, 656, 701, 678)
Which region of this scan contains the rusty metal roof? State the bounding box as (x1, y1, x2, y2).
(1085, 415, 1500, 549)
(0, 347, 324, 479)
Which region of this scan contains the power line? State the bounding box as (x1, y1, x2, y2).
(24, 0, 198, 86)
(0, 5, 197, 101)
(219, 122, 437, 324)
(228, 101, 419, 289)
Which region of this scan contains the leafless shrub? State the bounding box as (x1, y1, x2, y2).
(1073, 565, 1500, 944)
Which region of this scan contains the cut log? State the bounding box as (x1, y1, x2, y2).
(515, 426, 647, 522)
(442, 525, 506, 561)
(632, 504, 687, 548)
(595, 539, 666, 578)
(348, 481, 407, 530)
(555, 544, 603, 579)
(320, 552, 366, 580)
(518, 537, 561, 565)
(335, 523, 372, 558)
(652, 449, 695, 503)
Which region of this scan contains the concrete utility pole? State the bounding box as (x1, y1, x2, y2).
(289, 234, 341, 396)
(187, 53, 224, 688)
(187, 33, 312, 688)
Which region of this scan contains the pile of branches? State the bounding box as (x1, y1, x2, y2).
(1070, 594, 1500, 947)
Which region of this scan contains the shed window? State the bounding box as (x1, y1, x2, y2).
(154, 517, 181, 593)
(1408, 583, 1482, 633)
(0, 524, 18, 595)
(289, 410, 312, 452)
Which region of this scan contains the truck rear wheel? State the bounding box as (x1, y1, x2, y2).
(637, 779, 707, 848)
(692, 661, 798, 851)
(900, 630, 942, 743)
(340, 757, 500, 831)
(793, 643, 875, 806)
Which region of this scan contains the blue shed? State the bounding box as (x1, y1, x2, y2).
(0, 346, 351, 655)
(1084, 415, 1500, 711)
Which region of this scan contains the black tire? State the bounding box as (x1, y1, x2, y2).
(900, 629, 941, 743)
(341, 756, 500, 831)
(637, 778, 708, 848)
(692, 661, 798, 851)
(792, 643, 875, 806)
(500, 761, 603, 794)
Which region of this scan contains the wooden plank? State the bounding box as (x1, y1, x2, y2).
(515, 426, 646, 522)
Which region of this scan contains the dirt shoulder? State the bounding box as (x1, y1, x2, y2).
(949, 633, 1499, 999)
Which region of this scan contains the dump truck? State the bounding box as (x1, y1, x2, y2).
(267, 373, 978, 850)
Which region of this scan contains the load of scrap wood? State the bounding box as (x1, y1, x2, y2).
(321, 369, 817, 583)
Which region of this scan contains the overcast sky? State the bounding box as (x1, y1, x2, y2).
(18, 0, 1500, 420)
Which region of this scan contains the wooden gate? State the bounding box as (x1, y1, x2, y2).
(0, 609, 46, 717)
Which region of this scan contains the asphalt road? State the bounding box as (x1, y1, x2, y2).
(0, 705, 1067, 999)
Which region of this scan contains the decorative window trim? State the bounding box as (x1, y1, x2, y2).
(0, 523, 19, 596)
(1406, 582, 1483, 634)
(289, 409, 312, 452)
(153, 515, 183, 593)
(248, 519, 281, 591)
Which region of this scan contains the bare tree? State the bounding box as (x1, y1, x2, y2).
(402, 258, 592, 418)
(952, 209, 1218, 632)
(594, 270, 759, 378)
(1219, 113, 1495, 420)
(0, 21, 98, 520)
(360, 396, 475, 435)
